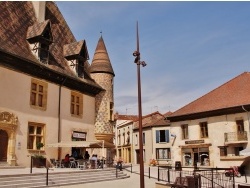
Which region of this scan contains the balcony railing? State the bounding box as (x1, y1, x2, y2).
(224, 131, 248, 143)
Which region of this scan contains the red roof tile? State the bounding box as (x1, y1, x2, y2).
(169, 72, 250, 117)
(134, 111, 169, 129)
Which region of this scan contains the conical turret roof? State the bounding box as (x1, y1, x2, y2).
(90, 36, 115, 76)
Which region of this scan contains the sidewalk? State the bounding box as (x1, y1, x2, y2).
(54, 165, 159, 188)
(0, 165, 250, 188)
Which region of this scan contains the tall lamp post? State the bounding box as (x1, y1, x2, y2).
(133, 21, 146, 188)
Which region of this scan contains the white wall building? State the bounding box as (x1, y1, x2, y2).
(168, 72, 250, 170)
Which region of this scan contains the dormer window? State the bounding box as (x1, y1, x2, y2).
(26, 20, 53, 64)
(64, 40, 89, 78)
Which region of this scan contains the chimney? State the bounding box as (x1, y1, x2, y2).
(32, 1, 46, 22)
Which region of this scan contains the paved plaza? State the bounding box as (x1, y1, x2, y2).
(1, 165, 250, 188)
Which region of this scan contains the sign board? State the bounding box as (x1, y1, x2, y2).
(185, 140, 204, 144)
(72, 131, 86, 139)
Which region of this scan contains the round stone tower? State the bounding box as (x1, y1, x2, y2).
(89, 36, 115, 144)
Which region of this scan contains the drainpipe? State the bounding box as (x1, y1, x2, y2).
(242, 105, 250, 137)
(58, 77, 67, 160)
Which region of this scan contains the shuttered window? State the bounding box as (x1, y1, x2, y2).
(156, 130, 169, 143)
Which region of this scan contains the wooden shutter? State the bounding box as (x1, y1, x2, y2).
(165, 130, 169, 143)
(156, 130, 160, 143)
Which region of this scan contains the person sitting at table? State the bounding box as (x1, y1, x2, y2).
(78, 154, 83, 159)
(91, 154, 97, 160)
(73, 150, 78, 159)
(64, 154, 70, 167)
(90, 154, 97, 168)
(84, 151, 90, 160)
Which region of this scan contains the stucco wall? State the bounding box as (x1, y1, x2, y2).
(170, 113, 250, 168)
(0, 67, 96, 167)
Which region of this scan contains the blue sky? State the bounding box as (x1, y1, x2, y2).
(56, 1, 250, 115)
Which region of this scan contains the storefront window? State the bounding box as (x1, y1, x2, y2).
(71, 131, 86, 158)
(182, 147, 210, 166)
(183, 152, 192, 166)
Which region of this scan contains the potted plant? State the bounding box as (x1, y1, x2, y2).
(32, 142, 46, 167)
(149, 159, 158, 166)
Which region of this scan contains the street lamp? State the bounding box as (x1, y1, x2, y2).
(133, 21, 146, 188)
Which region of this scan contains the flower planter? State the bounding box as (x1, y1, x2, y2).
(32, 157, 46, 168)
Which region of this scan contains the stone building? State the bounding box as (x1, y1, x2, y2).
(0, 2, 115, 167)
(168, 72, 250, 169)
(90, 36, 116, 161)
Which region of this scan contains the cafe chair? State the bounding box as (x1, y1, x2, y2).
(77, 159, 85, 170)
(50, 158, 58, 168)
(69, 157, 76, 168)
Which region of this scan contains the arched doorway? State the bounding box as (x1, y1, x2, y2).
(0, 130, 8, 161)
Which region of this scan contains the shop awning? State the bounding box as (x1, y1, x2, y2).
(240, 148, 250, 156)
(46, 140, 115, 148)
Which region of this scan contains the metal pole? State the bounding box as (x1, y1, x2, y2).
(30, 156, 33, 174)
(116, 166, 118, 178)
(133, 21, 146, 188)
(158, 166, 160, 181)
(167, 167, 170, 183)
(137, 61, 145, 188)
(211, 169, 214, 188)
(149, 166, 150, 179)
(46, 167, 49, 186)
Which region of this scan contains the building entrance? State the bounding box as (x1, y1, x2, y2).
(182, 147, 210, 166)
(0, 130, 8, 161)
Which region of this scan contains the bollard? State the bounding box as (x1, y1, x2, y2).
(46, 167, 49, 186)
(158, 166, 160, 181)
(30, 156, 33, 174)
(211, 169, 214, 188)
(116, 166, 118, 178)
(167, 167, 170, 183)
(232, 172, 235, 188)
(149, 166, 150, 179)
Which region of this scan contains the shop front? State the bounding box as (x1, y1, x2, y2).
(71, 131, 86, 158)
(181, 140, 211, 167)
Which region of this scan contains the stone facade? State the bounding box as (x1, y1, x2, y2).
(91, 73, 114, 142)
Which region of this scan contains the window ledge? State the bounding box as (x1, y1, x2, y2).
(28, 149, 45, 154)
(30, 105, 46, 111)
(220, 156, 245, 161)
(71, 114, 83, 119)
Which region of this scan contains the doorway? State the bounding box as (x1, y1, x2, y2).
(0, 130, 8, 161)
(193, 152, 199, 166)
(136, 149, 140, 164)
